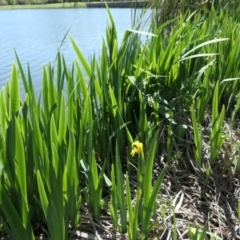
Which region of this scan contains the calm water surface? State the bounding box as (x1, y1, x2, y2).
(0, 8, 149, 95)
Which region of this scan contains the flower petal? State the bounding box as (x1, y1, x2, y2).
(131, 149, 136, 157)
(131, 141, 143, 155)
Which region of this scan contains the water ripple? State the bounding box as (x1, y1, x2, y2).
(0, 8, 150, 95)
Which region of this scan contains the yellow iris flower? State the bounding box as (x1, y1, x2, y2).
(131, 141, 143, 157)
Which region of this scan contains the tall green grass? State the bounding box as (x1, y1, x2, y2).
(0, 3, 240, 239)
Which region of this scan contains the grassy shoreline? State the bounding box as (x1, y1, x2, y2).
(0, 2, 240, 240)
(0, 2, 86, 9)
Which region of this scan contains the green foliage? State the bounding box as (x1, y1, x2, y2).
(141, 131, 167, 236)
(0, 3, 240, 239)
(189, 220, 223, 240)
(210, 81, 225, 162)
(151, 0, 238, 26)
(191, 106, 202, 170)
(109, 142, 127, 233)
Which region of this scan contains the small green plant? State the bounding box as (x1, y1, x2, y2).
(188, 220, 222, 240)
(126, 132, 167, 239)
(166, 123, 174, 163)
(210, 81, 225, 162)
(238, 200, 240, 220)
(109, 143, 127, 233)
(191, 106, 202, 170)
(236, 154, 240, 174)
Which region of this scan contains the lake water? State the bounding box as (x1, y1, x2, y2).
(0, 8, 149, 95)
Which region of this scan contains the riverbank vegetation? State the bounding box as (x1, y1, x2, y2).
(0, 2, 86, 9)
(0, 0, 139, 7)
(1, 1, 240, 239)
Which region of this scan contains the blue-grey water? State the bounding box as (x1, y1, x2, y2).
(0, 8, 150, 95)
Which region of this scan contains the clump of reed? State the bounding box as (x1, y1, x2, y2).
(150, 0, 238, 26)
